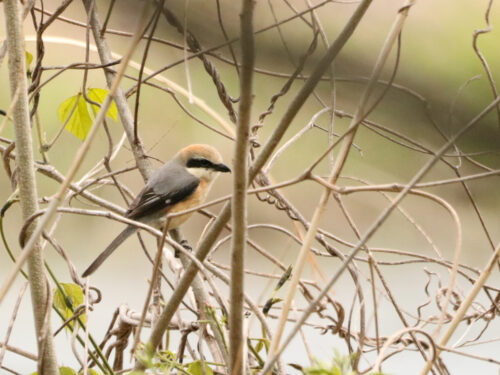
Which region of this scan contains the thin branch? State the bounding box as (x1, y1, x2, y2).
(0, 282, 28, 368)
(419, 243, 500, 375)
(229, 0, 255, 374)
(82, 0, 154, 180)
(472, 0, 500, 130)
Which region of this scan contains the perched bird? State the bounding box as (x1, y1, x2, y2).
(82, 144, 231, 277)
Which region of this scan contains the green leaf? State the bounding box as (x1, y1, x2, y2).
(25, 51, 33, 67)
(303, 351, 358, 375)
(59, 367, 78, 375)
(87, 88, 118, 121)
(79, 370, 101, 375)
(252, 337, 270, 353)
(276, 265, 292, 289)
(58, 94, 93, 140)
(263, 297, 282, 315)
(255, 339, 263, 353)
(135, 342, 155, 369)
(289, 363, 304, 372)
(53, 283, 86, 328)
(187, 361, 213, 375)
(30, 367, 79, 375)
(25, 51, 33, 77)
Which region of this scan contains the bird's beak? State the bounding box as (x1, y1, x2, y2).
(215, 163, 231, 173)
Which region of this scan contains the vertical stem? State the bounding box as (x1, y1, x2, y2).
(171, 229, 229, 366)
(3, 1, 59, 374)
(230, 0, 255, 374)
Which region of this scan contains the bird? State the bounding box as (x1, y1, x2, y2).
(81, 144, 231, 277)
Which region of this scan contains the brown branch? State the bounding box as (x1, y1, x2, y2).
(229, 0, 255, 374)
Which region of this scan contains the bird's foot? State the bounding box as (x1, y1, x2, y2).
(175, 239, 192, 257)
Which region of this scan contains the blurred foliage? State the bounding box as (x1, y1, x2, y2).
(187, 360, 214, 375)
(30, 366, 101, 375)
(294, 350, 386, 375)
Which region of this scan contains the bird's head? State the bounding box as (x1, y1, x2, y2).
(177, 144, 231, 181)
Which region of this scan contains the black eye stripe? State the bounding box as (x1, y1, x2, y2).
(187, 158, 214, 169)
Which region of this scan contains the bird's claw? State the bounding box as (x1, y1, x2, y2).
(175, 239, 192, 257)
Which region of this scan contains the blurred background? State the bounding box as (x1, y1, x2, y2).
(1, 0, 500, 374)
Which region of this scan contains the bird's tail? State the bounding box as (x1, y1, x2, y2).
(82, 225, 137, 277)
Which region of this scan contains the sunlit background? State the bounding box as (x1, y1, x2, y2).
(1, 0, 500, 374)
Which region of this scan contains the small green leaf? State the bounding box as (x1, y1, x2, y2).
(25, 51, 33, 66)
(135, 342, 155, 369)
(187, 361, 213, 375)
(87, 88, 118, 121)
(59, 367, 78, 375)
(277, 265, 292, 289)
(255, 339, 263, 353)
(58, 94, 93, 140)
(53, 283, 85, 328)
(25, 51, 33, 77)
(302, 351, 358, 375)
(79, 370, 101, 375)
(289, 363, 304, 372)
(263, 297, 282, 315)
(252, 337, 270, 353)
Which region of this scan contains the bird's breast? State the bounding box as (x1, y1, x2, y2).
(162, 179, 209, 230)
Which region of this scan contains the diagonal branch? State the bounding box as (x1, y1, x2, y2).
(82, 0, 153, 180)
(135, 0, 374, 369)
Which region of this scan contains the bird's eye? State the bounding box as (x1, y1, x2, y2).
(187, 158, 213, 168)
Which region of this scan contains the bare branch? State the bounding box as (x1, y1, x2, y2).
(229, 0, 255, 374)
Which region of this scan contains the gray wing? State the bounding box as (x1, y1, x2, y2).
(126, 160, 199, 220)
